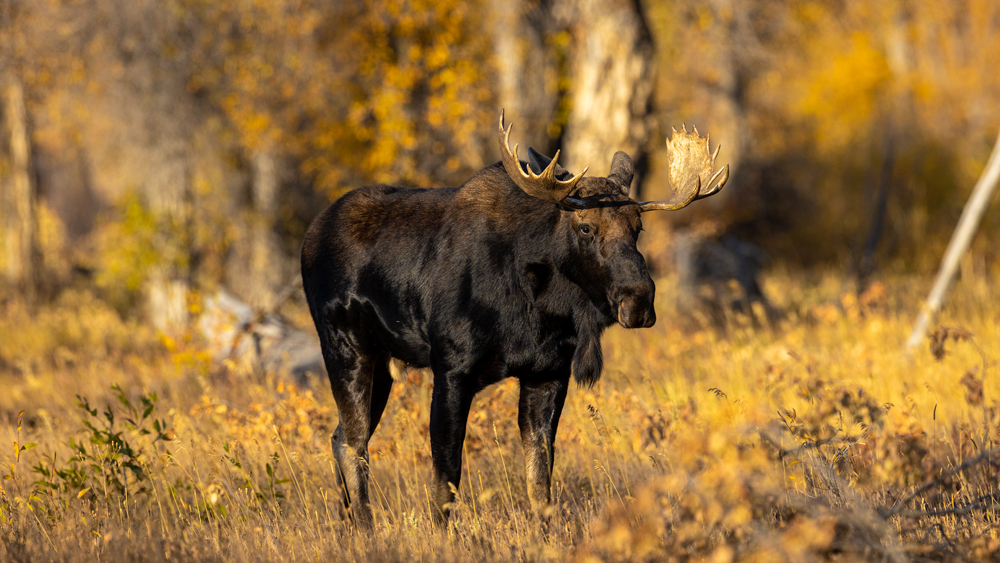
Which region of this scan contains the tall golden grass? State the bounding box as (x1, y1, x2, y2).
(1, 271, 997, 562)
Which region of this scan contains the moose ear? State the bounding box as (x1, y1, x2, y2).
(528, 147, 573, 181)
(608, 151, 635, 195)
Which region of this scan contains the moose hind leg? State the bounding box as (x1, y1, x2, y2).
(326, 348, 393, 530)
(428, 373, 474, 524)
(518, 376, 569, 514)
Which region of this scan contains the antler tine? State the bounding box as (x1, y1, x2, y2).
(538, 149, 560, 181)
(500, 111, 528, 179)
(498, 109, 588, 205)
(638, 125, 730, 213)
(563, 165, 588, 190)
(512, 143, 531, 179)
(530, 149, 588, 187)
(695, 164, 729, 200)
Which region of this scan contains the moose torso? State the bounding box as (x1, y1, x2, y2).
(302, 163, 608, 393)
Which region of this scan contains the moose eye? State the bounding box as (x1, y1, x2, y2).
(578, 224, 593, 237)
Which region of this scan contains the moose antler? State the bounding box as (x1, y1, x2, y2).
(638, 124, 729, 212)
(499, 110, 589, 208)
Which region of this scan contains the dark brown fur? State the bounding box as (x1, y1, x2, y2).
(302, 154, 655, 528)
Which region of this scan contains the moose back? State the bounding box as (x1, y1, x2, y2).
(301, 111, 728, 528)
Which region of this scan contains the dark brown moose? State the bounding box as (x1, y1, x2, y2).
(301, 111, 729, 528)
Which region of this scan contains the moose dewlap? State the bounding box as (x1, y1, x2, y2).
(300, 110, 729, 528)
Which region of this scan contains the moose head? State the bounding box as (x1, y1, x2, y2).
(497, 110, 730, 331)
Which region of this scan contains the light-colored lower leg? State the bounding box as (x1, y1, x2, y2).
(523, 437, 552, 513)
(332, 429, 374, 529)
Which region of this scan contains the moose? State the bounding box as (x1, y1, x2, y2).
(301, 111, 729, 528)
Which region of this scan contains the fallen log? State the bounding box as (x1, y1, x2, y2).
(198, 289, 324, 383)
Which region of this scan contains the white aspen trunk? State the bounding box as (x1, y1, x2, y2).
(487, 0, 560, 153)
(247, 150, 283, 311)
(558, 0, 655, 189)
(705, 0, 748, 188)
(147, 269, 189, 331)
(144, 146, 191, 332)
(906, 128, 1000, 351)
(3, 77, 35, 290)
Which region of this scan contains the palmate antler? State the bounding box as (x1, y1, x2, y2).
(498, 110, 590, 208)
(637, 125, 729, 212)
(499, 111, 728, 211)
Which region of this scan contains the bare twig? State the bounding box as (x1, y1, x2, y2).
(893, 499, 1000, 519)
(880, 446, 1000, 519)
(897, 492, 1000, 521)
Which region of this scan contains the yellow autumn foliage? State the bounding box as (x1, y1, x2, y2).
(2, 271, 999, 561)
(2, 2, 1000, 559)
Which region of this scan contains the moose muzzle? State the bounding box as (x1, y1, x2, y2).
(616, 286, 656, 329)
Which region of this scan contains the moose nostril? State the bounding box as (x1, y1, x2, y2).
(643, 308, 656, 328)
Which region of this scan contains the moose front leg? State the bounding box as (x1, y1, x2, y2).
(518, 376, 569, 514)
(428, 372, 474, 523)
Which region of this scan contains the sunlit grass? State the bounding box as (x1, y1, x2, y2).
(1, 271, 998, 561)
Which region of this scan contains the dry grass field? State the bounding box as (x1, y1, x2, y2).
(1, 271, 998, 562)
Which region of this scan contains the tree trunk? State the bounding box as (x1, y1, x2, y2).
(488, 0, 561, 155)
(144, 141, 191, 332)
(856, 128, 895, 292)
(147, 269, 189, 331)
(245, 150, 283, 311)
(557, 0, 655, 196)
(906, 128, 1000, 351)
(704, 0, 751, 187)
(2, 76, 36, 294)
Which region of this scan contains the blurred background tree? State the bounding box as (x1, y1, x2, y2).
(649, 0, 1000, 278)
(1, 0, 998, 326)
